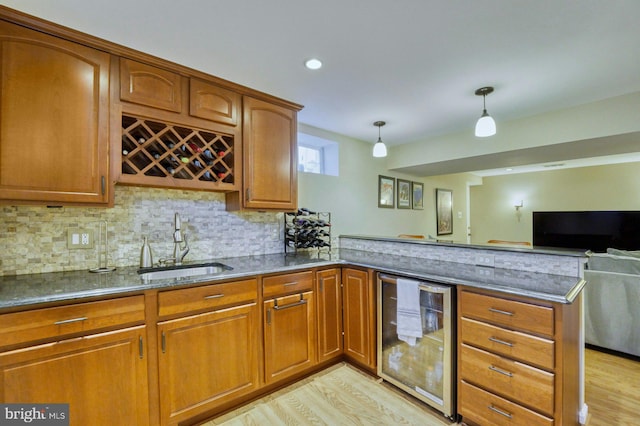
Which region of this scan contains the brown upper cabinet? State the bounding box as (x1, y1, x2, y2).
(0, 20, 111, 206)
(226, 96, 298, 211)
(120, 58, 182, 113)
(189, 78, 240, 126)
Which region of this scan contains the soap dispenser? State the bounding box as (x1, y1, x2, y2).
(140, 236, 153, 268)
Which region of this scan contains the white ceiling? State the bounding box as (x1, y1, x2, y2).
(4, 0, 640, 174)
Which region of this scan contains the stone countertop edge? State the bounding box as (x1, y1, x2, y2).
(340, 234, 589, 257)
(0, 249, 585, 311)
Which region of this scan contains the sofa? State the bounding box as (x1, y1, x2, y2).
(585, 248, 640, 357)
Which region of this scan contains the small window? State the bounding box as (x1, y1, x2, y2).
(298, 133, 339, 176)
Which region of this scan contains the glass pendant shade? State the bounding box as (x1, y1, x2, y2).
(372, 120, 388, 157)
(373, 139, 387, 157)
(475, 109, 496, 137)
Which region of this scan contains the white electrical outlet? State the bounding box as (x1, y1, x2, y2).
(475, 253, 495, 267)
(475, 266, 495, 279)
(67, 229, 94, 249)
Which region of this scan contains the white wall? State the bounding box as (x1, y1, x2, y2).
(388, 91, 640, 170)
(298, 124, 423, 240)
(298, 124, 475, 243)
(469, 161, 640, 244)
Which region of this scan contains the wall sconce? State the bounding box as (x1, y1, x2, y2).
(514, 200, 524, 211)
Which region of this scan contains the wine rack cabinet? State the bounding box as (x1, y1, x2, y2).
(118, 115, 237, 190)
(284, 210, 331, 255)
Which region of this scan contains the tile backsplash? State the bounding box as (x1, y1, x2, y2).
(0, 186, 284, 276)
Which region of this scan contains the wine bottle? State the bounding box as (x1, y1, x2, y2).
(187, 141, 203, 153)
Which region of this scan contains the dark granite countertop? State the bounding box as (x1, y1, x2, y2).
(0, 249, 585, 312)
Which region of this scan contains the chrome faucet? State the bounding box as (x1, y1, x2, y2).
(172, 213, 189, 264)
(159, 213, 190, 265)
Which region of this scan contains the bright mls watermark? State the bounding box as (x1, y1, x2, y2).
(1, 404, 69, 425)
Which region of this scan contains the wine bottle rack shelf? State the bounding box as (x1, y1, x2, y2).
(284, 210, 331, 255)
(119, 115, 236, 189)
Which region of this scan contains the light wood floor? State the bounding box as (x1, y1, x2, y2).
(205, 348, 639, 426)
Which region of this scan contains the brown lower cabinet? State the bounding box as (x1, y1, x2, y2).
(0, 267, 377, 425)
(157, 302, 260, 425)
(316, 268, 343, 363)
(457, 287, 581, 426)
(263, 271, 316, 384)
(0, 296, 148, 425)
(342, 267, 377, 371)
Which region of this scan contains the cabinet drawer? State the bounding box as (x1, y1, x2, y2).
(461, 318, 555, 370)
(0, 296, 145, 349)
(460, 344, 555, 416)
(460, 291, 554, 337)
(158, 279, 257, 317)
(460, 380, 553, 426)
(263, 271, 313, 299)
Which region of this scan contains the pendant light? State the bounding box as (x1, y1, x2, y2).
(373, 121, 388, 157)
(474, 86, 496, 137)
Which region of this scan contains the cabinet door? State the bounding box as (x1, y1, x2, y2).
(189, 78, 240, 126)
(120, 58, 182, 112)
(0, 21, 110, 205)
(342, 268, 376, 370)
(0, 326, 150, 426)
(233, 96, 297, 210)
(157, 303, 260, 426)
(316, 269, 343, 362)
(264, 291, 315, 384)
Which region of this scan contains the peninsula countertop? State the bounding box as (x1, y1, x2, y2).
(0, 248, 586, 312)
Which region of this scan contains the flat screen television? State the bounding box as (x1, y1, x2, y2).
(532, 211, 640, 252)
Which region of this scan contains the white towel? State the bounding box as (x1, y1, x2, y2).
(396, 278, 422, 346)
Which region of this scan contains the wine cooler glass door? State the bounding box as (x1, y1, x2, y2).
(377, 274, 454, 419)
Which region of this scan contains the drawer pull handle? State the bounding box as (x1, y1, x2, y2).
(488, 307, 514, 316)
(139, 336, 144, 359)
(489, 337, 514, 347)
(489, 365, 514, 377)
(283, 281, 299, 287)
(54, 317, 88, 325)
(488, 405, 513, 419)
(204, 294, 224, 300)
(273, 299, 307, 310)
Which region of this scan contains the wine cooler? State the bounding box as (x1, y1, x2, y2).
(377, 273, 455, 419)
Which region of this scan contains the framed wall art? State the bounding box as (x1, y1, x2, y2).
(397, 179, 412, 209)
(436, 188, 453, 235)
(412, 182, 424, 210)
(378, 175, 395, 208)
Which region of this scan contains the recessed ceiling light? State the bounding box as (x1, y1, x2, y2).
(506, 168, 513, 171)
(304, 58, 322, 70)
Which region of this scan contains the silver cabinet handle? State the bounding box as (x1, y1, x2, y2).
(489, 307, 514, 316)
(161, 331, 166, 353)
(139, 336, 144, 359)
(489, 365, 513, 377)
(488, 405, 513, 419)
(319, 277, 324, 292)
(273, 299, 307, 310)
(54, 317, 88, 325)
(204, 294, 224, 300)
(267, 308, 271, 325)
(489, 337, 514, 347)
(283, 281, 298, 287)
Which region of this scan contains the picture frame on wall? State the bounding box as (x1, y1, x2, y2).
(436, 188, 453, 235)
(378, 175, 395, 208)
(412, 182, 424, 210)
(397, 179, 412, 209)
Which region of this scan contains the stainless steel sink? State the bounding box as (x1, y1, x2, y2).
(138, 262, 232, 281)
